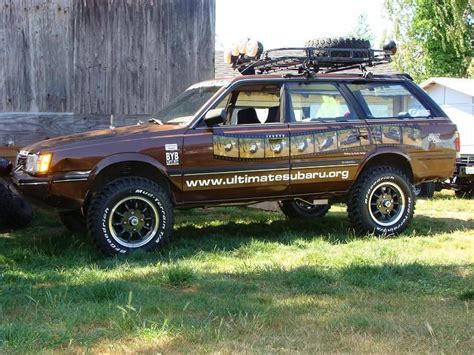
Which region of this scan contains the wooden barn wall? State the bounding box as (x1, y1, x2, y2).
(0, 0, 215, 114)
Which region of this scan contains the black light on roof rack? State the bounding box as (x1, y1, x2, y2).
(383, 40, 397, 55)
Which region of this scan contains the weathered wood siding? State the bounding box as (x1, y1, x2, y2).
(0, 0, 215, 114)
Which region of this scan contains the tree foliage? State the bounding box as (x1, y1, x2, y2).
(348, 13, 375, 44)
(385, 0, 473, 82)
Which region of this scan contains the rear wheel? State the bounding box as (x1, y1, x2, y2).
(279, 199, 330, 219)
(347, 166, 414, 235)
(87, 177, 173, 255)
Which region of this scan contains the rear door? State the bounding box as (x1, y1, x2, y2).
(287, 81, 370, 195)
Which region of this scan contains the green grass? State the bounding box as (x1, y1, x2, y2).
(0, 192, 472, 353)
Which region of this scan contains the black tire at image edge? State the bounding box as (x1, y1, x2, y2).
(0, 182, 33, 229)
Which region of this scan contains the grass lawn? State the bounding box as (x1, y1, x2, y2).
(0, 192, 473, 353)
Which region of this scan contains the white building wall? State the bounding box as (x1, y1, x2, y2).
(424, 85, 474, 155)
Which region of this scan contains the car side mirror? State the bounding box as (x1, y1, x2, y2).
(204, 109, 226, 127)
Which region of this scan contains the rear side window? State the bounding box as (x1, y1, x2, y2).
(348, 83, 431, 119)
(288, 83, 353, 122)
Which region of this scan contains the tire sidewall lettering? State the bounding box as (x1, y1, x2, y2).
(363, 173, 413, 234)
(100, 188, 167, 252)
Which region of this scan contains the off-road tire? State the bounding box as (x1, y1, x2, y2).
(0, 182, 33, 229)
(347, 166, 415, 236)
(87, 177, 173, 256)
(59, 210, 87, 235)
(455, 185, 474, 199)
(414, 182, 435, 199)
(279, 199, 330, 219)
(304, 37, 371, 58)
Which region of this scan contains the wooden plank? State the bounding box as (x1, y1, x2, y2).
(0, 0, 215, 115)
(0, 146, 18, 161)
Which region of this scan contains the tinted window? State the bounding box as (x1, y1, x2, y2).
(348, 83, 431, 119)
(288, 83, 353, 122)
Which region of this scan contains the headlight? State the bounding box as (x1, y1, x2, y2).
(25, 153, 52, 174)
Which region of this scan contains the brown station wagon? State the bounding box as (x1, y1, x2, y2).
(10, 40, 459, 255)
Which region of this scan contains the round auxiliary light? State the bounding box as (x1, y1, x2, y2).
(383, 40, 397, 55)
(246, 39, 264, 58)
(224, 49, 233, 64)
(231, 42, 240, 56)
(238, 37, 249, 55)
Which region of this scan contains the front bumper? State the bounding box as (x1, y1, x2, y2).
(11, 169, 91, 210)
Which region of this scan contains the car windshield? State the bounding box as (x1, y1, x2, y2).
(151, 81, 227, 125)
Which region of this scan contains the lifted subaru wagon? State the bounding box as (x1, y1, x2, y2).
(10, 39, 458, 255)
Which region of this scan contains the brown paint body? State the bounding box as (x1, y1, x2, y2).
(11, 74, 457, 211)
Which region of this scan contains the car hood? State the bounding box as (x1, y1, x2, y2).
(24, 124, 185, 153)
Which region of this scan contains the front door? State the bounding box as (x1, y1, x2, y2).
(180, 82, 290, 204)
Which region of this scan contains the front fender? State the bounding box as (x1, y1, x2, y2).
(89, 152, 169, 182)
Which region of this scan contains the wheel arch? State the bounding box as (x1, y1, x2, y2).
(84, 153, 175, 212)
(358, 151, 414, 183)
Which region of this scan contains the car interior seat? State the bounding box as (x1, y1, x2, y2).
(237, 108, 260, 125)
(265, 106, 280, 123)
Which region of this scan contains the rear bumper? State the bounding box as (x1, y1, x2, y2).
(11, 169, 91, 210)
(455, 155, 474, 178)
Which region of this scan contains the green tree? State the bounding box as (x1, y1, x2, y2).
(385, 0, 473, 82)
(348, 13, 376, 44)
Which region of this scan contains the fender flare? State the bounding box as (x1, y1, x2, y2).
(88, 152, 170, 184)
(355, 148, 413, 181)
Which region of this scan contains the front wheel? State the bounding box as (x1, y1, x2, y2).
(347, 166, 414, 236)
(279, 199, 330, 219)
(87, 177, 173, 255)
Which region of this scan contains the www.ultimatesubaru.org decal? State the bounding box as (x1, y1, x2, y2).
(182, 167, 355, 191)
(212, 125, 426, 160)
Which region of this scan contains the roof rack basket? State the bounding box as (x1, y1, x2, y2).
(233, 46, 395, 76)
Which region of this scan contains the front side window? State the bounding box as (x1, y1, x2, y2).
(228, 84, 282, 125)
(348, 83, 431, 119)
(288, 83, 353, 122)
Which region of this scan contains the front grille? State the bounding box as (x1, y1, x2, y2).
(458, 155, 474, 166)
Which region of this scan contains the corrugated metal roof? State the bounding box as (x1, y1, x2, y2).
(420, 77, 474, 97)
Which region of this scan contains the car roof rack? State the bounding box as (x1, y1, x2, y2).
(232, 46, 395, 77)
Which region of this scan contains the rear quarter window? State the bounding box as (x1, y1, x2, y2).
(348, 83, 431, 119)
